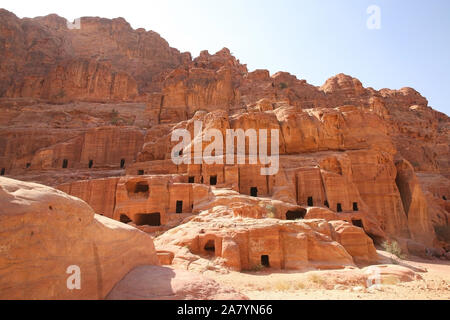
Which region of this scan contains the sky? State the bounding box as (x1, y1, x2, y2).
(3, 0, 450, 115)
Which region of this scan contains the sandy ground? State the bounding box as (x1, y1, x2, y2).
(202, 255, 450, 300)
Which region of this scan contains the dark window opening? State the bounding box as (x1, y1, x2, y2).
(204, 240, 215, 253)
(188, 176, 195, 183)
(307, 197, 314, 207)
(353, 202, 359, 211)
(443, 196, 447, 201)
(179, 149, 183, 156)
(286, 209, 307, 220)
(0, 168, 4, 176)
(337, 203, 343, 212)
(324, 200, 329, 208)
(176, 200, 183, 214)
(88, 160, 93, 169)
(138, 170, 144, 175)
(135, 213, 161, 226)
(261, 255, 270, 267)
(134, 182, 149, 194)
(62, 159, 68, 169)
(352, 219, 364, 229)
(120, 214, 132, 224)
(201, 176, 204, 183)
(210, 175, 217, 186)
(250, 187, 258, 197)
(120, 159, 125, 169)
(26, 163, 31, 168)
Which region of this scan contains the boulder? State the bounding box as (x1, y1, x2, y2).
(0, 177, 159, 300)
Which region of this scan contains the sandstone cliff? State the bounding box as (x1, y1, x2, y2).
(0, 9, 449, 274)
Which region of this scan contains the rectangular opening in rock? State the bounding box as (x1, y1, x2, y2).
(88, 160, 93, 169)
(210, 175, 217, 186)
(261, 255, 270, 267)
(324, 200, 329, 208)
(188, 176, 195, 183)
(176, 200, 183, 213)
(353, 202, 359, 211)
(138, 170, 144, 175)
(337, 203, 343, 212)
(307, 196, 314, 207)
(134, 182, 149, 194)
(352, 219, 364, 228)
(62, 159, 68, 169)
(0, 168, 5, 176)
(120, 159, 125, 169)
(26, 163, 31, 168)
(204, 240, 215, 254)
(120, 214, 132, 224)
(250, 187, 258, 197)
(135, 213, 161, 226)
(286, 209, 307, 220)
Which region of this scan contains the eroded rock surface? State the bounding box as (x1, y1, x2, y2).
(0, 177, 159, 299)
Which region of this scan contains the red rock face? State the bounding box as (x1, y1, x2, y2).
(1, 8, 449, 283)
(0, 177, 159, 300)
(0, 9, 186, 99)
(7, 58, 139, 102)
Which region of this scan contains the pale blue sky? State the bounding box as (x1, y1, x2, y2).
(4, 0, 450, 115)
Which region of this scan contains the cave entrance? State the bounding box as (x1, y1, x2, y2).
(138, 170, 144, 175)
(62, 159, 68, 169)
(89, 160, 93, 169)
(0, 168, 4, 176)
(120, 214, 132, 224)
(337, 203, 343, 212)
(286, 209, 307, 220)
(135, 213, 161, 226)
(261, 255, 270, 267)
(176, 201, 183, 214)
(353, 202, 359, 211)
(26, 163, 31, 169)
(204, 240, 215, 254)
(307, 197, 314, 207)
(120, 159, 125, 169)
(188, 176, 195, 183)
(134, 182, 149, 196)
(324, 200, 329, 208)
(352, 219, 364, 229)
(250, 187, 258, 197)
(210, 175, 217, 186)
